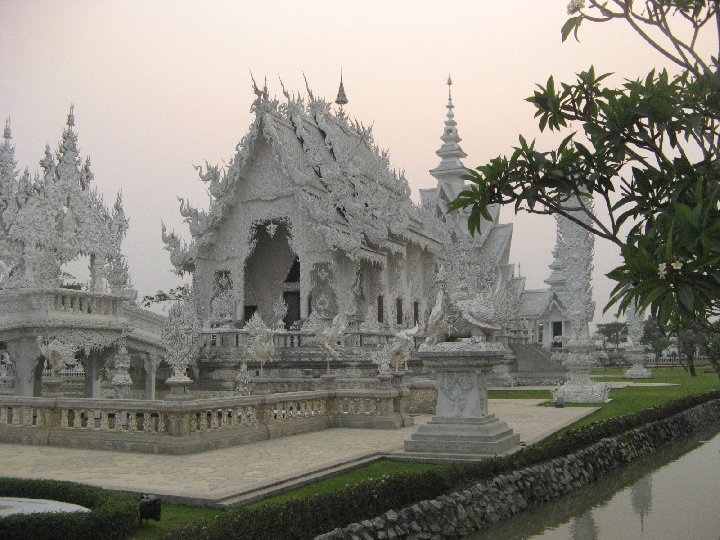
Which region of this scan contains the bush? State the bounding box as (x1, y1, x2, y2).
(0, 478, 139, 540)
(165, 390, 720, 540)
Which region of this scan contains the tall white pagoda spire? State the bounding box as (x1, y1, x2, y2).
(430, 76, 468, 214)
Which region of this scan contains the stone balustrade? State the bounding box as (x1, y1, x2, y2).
(42, 365, 86, 381)
(0, 288, 126, 328)
(52, 290, 121, 316)
(201, 328, 424, 350)
(0, 386, 412, 454)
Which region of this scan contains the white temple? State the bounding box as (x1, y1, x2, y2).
(163, 77, 526, 345)
(0, 76, 580, 404)
(0, 77, 593, 454)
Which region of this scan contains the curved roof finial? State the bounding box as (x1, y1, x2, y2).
(447, 74, 453, 102)
(302, 71, 315, 101)
(335, 68, 348, 107)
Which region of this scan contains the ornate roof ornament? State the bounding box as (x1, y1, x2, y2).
(0, 107, 131, 290)
(335, 69, 348, 107)
(3, 118, 10, 141)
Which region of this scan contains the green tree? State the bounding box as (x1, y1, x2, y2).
(141, 284, 191, 307)
(676, 328, 701, 376)
(596, 321, 629, 350)
(449, 1, 720, 374)
(641, 316, 672, 364)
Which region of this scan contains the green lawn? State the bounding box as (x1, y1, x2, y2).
(130, 504, 225, 540)
(131, 366, 718, 539)
(543, 366, 720, 429)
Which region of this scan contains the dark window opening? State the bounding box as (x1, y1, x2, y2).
(244, 305, 257, 323)
(284, 291, 301, 329)
(552, 321, 563, 337)
(396, 299, 403, 325)
(285, 257, 300, 283)
(377, 295, 384, 323)
(413, 301, 419, 325)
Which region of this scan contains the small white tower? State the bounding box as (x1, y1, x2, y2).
(429, 75, 468, 216)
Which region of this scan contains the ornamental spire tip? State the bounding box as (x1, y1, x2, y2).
(67, 104, 75, 127)
(335, 68, 348, 107)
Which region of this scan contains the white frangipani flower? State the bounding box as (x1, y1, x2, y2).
(567, 0, 586, 14)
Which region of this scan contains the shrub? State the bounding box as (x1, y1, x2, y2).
(0, 478, 139, 540)
(165, 390, 720, 540)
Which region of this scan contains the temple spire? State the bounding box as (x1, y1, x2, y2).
(430, 74, 468, 214)
(3, 117, 11, 141)
(335, 69, 348, 108)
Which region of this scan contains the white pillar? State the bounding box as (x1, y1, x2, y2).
(299, 259, 312, 319)
(144, 355, 158, 400)
(8, 337, 41, 397)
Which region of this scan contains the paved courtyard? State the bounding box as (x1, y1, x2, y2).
(0, 399, 597, 506)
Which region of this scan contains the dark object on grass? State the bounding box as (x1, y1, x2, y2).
(556, 396, 565, 408)
(139, 494, 161, 522)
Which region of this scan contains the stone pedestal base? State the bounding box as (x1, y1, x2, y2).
(404, 349, 520, 461)
(404, 415, 519, 456)
(553, 383, 609, 403)
(625, 365, 652, 379)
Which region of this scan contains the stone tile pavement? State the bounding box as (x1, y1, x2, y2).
(0, 399, 597, 506)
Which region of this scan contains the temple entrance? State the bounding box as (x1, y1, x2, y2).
(283, 291, 300, 329)
(243, 221, 299, 325)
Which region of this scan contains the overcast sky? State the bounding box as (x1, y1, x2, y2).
(1, 1, 707, 325)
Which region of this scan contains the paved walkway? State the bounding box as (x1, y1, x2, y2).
(0, 399, 597, 506)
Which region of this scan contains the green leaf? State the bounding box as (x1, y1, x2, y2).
(677, 282, 694, 312)
(561, 16, 582, 43)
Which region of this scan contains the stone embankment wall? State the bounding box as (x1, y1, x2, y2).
(317, 399, 720, 540)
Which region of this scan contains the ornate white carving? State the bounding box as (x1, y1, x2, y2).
(244, 312, 275, 374)
(37, 336, 76, 377)
(234, 361, 252, 396)
(162, 298, 198, 382)
(0, 110, 129, 291)
(388, 324, 417, 372)
(271, 297, 289, 330)
(315, 313, 347, 373)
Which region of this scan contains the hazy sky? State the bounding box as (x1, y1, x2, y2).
(0, 1, 704, 325)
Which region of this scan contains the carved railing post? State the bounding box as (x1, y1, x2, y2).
(111, 340, 133, 399)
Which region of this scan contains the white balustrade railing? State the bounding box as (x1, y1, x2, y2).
(51, 290, 122, 316)
(0, 387, 406, 441)
(201, 328, 423, 351)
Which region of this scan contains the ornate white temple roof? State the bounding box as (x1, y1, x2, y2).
(169, 80, 452, 268)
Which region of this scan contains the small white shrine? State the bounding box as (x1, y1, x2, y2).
(0, 110, 165, 400)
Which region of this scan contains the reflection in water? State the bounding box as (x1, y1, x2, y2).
(570, 510, 598, 540)
(630, 476, 652, 536)
(468, 425, 720, 539)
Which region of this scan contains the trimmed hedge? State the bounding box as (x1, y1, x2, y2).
(164, 389, 720, 540)
(0, 478, 139, 540)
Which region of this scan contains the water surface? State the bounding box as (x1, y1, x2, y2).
(471, 426, 720, 540)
